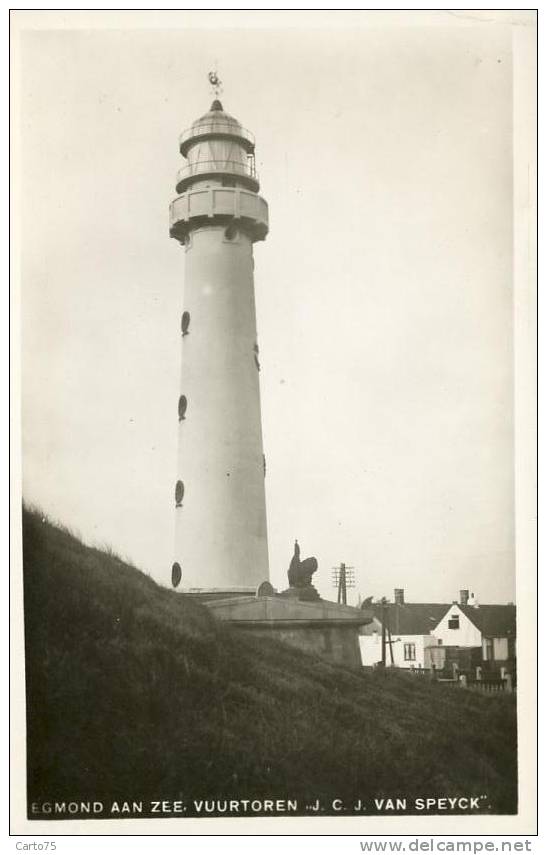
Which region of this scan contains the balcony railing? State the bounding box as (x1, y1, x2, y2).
(176, 159, 258, 189)
(179, 121, 255, 154)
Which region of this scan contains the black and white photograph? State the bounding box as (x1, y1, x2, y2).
(10, 9, 537, 839)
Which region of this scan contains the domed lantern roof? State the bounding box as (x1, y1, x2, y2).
(179, 99, 255, 157)
(193, 98, 242, 126)
(176, 99, 258, 194)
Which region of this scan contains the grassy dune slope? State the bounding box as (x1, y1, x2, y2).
(22, 508, 517, 815)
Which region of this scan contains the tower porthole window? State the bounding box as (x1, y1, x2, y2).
(172, 562, 182, 588)
(181, 311, 190, 336)
(178, 395, 188, 421)
(175, 480, 185, 507)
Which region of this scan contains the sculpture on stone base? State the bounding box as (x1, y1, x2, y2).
(282, 540, 320, 601)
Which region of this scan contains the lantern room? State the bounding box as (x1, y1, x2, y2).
(176, 99, 259, 194)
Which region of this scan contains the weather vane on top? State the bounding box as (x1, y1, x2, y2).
(208, 70, 223, 98)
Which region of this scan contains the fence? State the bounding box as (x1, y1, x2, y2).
(460, 673, 514, 694)
(406, 665, 515, 694)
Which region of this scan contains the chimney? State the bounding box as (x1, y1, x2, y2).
(459, 589, 469, 606)
(394, 588, 405, 605)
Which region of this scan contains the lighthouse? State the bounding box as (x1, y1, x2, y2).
(169, 92, 270, 593)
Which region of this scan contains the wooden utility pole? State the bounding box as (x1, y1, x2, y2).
(380, 597, 397, 667)
(381, 598, 387, 667)
(331, 563, 355, 605)
(387, 623, 395, 666)
(338, 562, 347, 605)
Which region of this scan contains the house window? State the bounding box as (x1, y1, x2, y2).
(448, 615, 460, 629)
(485, 638, 494, 661)
(404, 643, 416, 661)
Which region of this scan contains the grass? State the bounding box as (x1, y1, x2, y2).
(22, 506, 518, 818)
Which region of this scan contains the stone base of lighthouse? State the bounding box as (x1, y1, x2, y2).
(196, 590, 373, 667)
(181, 586, 258, 602)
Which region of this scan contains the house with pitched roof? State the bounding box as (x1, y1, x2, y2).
(359, 589, 516, 672)
(359, 591, 448, 669)
(458, 600, 516, 664)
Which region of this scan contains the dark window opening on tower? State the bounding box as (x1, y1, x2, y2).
(178, 395, 187, 421)
(254, 353, 261, 372)
(263, 454, 266, 477)
(181, 311, 190, 336)
(175, 480, 185, 507)
(172, 562, 182, 588)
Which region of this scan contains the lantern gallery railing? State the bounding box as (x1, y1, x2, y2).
(179, 121, 255, 154)
(176, 159, 258, 188)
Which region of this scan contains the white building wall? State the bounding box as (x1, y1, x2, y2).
(483, 636, 511, 662)
(359, 633, 438, 669)
(433, 605, 482, 647)
(359, 629, 383, 666)
(392, 635, 436, 669)
(493, 637, 509, 660)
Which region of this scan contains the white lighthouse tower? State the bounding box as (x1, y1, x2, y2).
(169, 91, 269, 593)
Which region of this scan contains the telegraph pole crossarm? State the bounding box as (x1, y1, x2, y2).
(331, 562, 355, 605)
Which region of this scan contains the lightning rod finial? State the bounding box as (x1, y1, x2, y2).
(207, 70, 223, 99)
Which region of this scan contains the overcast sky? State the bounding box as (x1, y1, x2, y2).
(19, 13, 517, 604)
